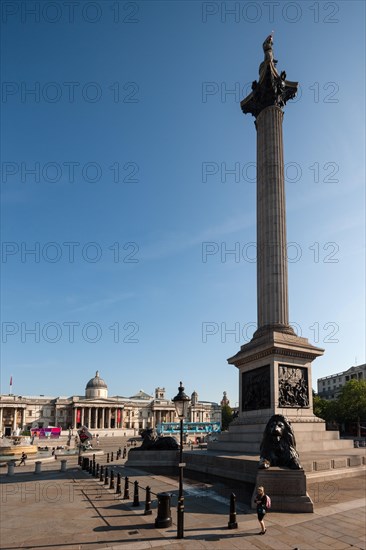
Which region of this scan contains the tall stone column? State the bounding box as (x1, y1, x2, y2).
(81, 408, 84, 426)
(73, 408, 77, 429)
(88, 408, 91, 428)
(21, 408, 26, 428)
(101, 408, 105, 429)
(0, 408, 3, 433)
(211, 35, 326, 457)
(12, 408, 17, 431)
(256, 105, 289, 333)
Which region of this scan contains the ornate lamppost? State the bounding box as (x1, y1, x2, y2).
(172, 381, 191, 539)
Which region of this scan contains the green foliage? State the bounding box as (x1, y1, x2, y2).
(338, 379, 366, 421)
(313, 395, 341, 423)
(221, 404, 234, 431)
(314, 380, 366, 437)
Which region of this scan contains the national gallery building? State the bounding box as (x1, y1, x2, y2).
(0, 371, 222, 436)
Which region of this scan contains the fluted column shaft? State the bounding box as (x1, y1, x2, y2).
(256, 105, 289, 331)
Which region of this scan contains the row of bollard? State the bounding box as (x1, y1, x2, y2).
(7, 459, 68, 476)
(106, 447, 127, 462)
(82, 457, 239, 531)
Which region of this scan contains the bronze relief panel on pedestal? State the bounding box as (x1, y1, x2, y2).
(278, 365, 309, 408)
(242, 365, 271, 411)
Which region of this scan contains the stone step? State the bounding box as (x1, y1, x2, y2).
(297, 438, 354, 452)
(208, 441, 259, 453)
(209, 437, 354, 454)
(228, 421, 329, 434)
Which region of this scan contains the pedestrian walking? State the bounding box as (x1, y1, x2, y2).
(254, 485, 270, 535)
(19, 452, 27, 466)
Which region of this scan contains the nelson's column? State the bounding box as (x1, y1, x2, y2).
(209, 36, 352, 457)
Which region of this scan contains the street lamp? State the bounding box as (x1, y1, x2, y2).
(172, 381, 191, 539)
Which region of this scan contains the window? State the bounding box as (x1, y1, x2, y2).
(28, 410, 32, 416)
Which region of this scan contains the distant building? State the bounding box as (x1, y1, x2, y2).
(0, 372, 221, 436)
(220, 391, 230, 407)
(317, 363, 366, 400)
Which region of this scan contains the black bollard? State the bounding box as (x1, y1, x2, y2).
(228, 493, 238, 529)
(92, 461, 96, 476)
(116, 473, 121, 495)
(132, 480, 140, 507)
(110, 470, 115, 490)
(78, 455, 83, 466)
(96, 463, 100, 477)
(144, 486, 152, 515)
(111, 451, 114, 462)
(93, 454, 95, 462)
(104, 468, 109, 485)
(155, 493, 172, 528)
(123, 476, 130, 500)
(106, 452, 110, 463)
(99, 465, 104, 482)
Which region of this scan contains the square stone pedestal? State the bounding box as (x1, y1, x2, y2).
(252, 468, 314, 512)
(209, 330, 352, 454)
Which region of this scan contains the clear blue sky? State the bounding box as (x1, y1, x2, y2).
(1, 1, 365, 404)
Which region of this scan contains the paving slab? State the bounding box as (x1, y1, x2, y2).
(0, 454, 365, 550)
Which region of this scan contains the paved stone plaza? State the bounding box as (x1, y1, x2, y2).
(1, 437, 365, 550)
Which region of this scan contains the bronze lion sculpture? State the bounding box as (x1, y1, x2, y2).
(258, 414, 302, 469)
(138, 428, 179, 451)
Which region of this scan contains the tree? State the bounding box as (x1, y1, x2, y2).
(221, 404, 234, 431)
(337, 379, 366, 437)
(313, 394, 341, 426)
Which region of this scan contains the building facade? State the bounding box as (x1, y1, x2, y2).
(317, 363, 366, 400)
(0, 371, 221, 436)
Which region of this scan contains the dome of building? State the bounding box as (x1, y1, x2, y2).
(86, 371, 107, 389)
(85, 371, 108, 398)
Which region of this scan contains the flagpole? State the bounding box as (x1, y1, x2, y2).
(9, 376, 13, 395)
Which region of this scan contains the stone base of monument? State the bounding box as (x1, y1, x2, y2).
(252, 468, 314, 513)
(208, 418, 355, 454)
(185, 451, 259, 484)
(126, 449, 179, 469)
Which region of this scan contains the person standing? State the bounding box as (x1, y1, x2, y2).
(254, 486, 267, 534)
